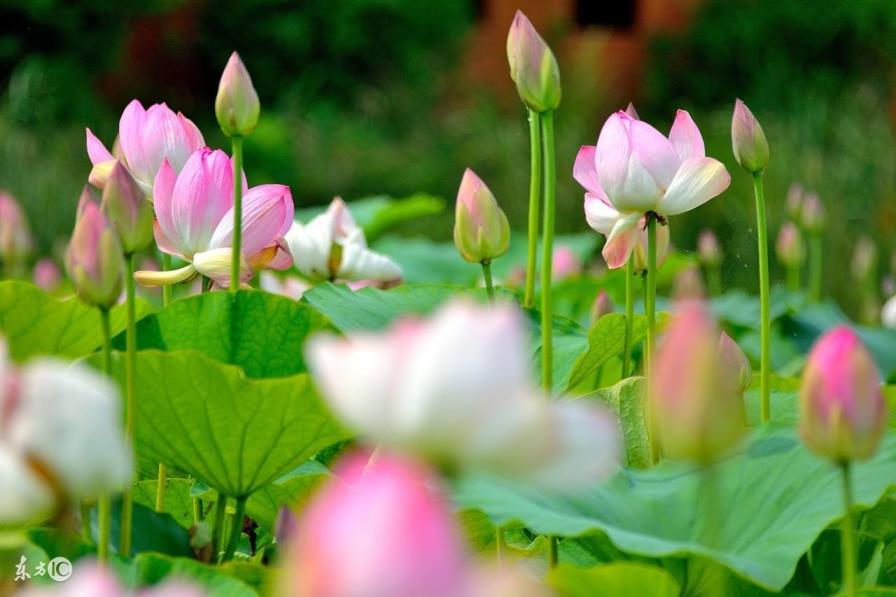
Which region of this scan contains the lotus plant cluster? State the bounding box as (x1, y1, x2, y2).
(0, 10, 894, 597)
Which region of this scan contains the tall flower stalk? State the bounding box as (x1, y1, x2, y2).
(622, 259, 634, 377)
(540, 111, 557, 390)
(97, 307, 113, 563)
(524, 109, 543, 308)
(801, 192, 826, 303)
(155, 251, 172, 512)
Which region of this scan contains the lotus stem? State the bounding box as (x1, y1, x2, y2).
(230, 135, 244, 291)
(840, 462, 857, 597)
(120, 254, 136, 557)
(540, 111, 556, 392)
(481, 260, 495, 302)
(623, 258, 634, 378)
(752, 172, 771, 423)
(221, 496, 247, 562)
(98, 307, 112, 564)
(524, 109, 543, 309)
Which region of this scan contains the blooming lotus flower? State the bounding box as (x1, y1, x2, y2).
(650, 302, 746, 462)
(306, 299, 620, 490)
(86, 99, 204, 192)
(731, 99, 769, 174)
(801, 191, 825, 233)
(454, 169, 510, 264)
(102, 161, 154, 253)
(32, 258, 61, 292)
(286, 198, 402, 283)
(0, 191, 32, 264)
(216, 52, 260, 138)
(697, 229, 722, 266)
(289, 452, 470, 597)
(882, 295, 896, 329)
(552, 246, 581, 280)
(776, 222, 805, 267)
(134, 148, 293, 288)
(575, 109, 730, 268)
(65, 188, 124, 309)
(506, 10, 561, 113)
(800, 326, 886, 462)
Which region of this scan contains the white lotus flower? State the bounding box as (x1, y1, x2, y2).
(306, 299, 621, 491)
(285, 198, 402, 283)
(0, 446, 54, 524)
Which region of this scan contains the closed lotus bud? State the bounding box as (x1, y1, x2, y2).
(786, 183, 804, 219)
(102, 161, 154, 254)
(650, 302, 745, 462)
(215, 52, 260, 137)
(632, 221, 670, 273)
(697, 229, 722, 266)
(800, 192, 825, 233)
(851, 236, 877, 281)
(453, 169, 510, 264)
(776, 222, 805, 267)
(590, 289, 613, 322)
(673, 266, 705, 300)
(65, 189, 124, 309)
(552, 246, 581, 280)
(718, 332, 752, 394)
(731, 99, 769, 174)
(506, 10, 561, 113)
(0, 191, 32, 264)
(799, 326, 886, 462)
(32, 258, 61, 292)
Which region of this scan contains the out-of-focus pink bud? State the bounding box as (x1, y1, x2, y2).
(0, 191, 32, 264)
(590, 289, 613, 322)
(289, 452, 470, 597)
(851, 236, 878, 281)
(65, 188, 124, 309)
(552, 246, 580, 281)
(775, 222, 805, 267)
(786, 183, 804, 219)
(718, 332, 752, 394)
(506, 10, 561, 113)
(453, 169, 510, 264)
(800, 192, 825, 233)
(799, 326, 886, 462)
(102, 161, 154, 254)
(32, 258, 61, 292)
(697, 229, 722, 266)
(215, 52, 260, 137)
(731, 99, 769, 174)
(673, 266, 705, 300)
(650, 302, 746, 462)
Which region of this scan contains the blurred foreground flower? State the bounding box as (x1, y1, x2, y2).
(306, 299, 620, 490)
(65, 188, 124, 309)
(135, 148, 293, 288)
(86, 100, 204, 192)
(18, 562, 204, 596)
(286, 198, 401, 284)
(506, 10, 561, 113)
(0, 191, 32, 270)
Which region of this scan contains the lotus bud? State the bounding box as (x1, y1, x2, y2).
(673, 266, 705, 300)
(786, 183, 804, 219)
(718, 332, 752, 394)
(101, 161, 153, 254)
(0, 191, 32, 265)
(632, 221, 670, 273)
(799, 326, 886, 462)
(650, 302, 746, 462)
(851, 236, 877, 282)
(32, 258, 61, 292)
(65, 189, 124, 309)
(590, 289, 613, 322)
(552, 246, 581, 280)
(215, 52, 260, 137)
(453, 169, 510, 264)
(624, 102, 639, 119)
(731, 99, 769, 174)
(800, 192, 825, 233)
(697, 229, 722, 266)
(506, 10, 561, 113)
(775, 222, 805, 267)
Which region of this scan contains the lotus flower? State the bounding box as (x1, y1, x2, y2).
(786, 183, 804, 219)
(776, 222, 805, 267)
(285, 198, 402, 283)
(552, 246, 581, 280)
(453, 169, 510, 264)
(289, 452, 470, 597)
(575, 109, 730, 268)
(134, 148, 293, 288)
(851, 236, 878, 281)
(65, 188, 124, 309)
(86, 100, 204, 192)
(697, 229, 722, 266)
(32, 258, 61, 292)
(306, 299, 620, 490)
(506, 10, 561, 113)
(216, 52, 260, 138)
(718, 331, 752, 395)
(801, 191, 825, 233)
(590, 289, 613, 322)
(731, 99, 769, 174)
(0, 191, 32, 265)
(882, 295, 896, 329)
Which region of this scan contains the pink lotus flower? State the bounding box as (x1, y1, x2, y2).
(86, 100, 204, 192)
(551, 246, 581, 280)
(454, 169, 510, 264)
(590, 289, 613, 322)
(800, 326, 886, 462)
(289, 451, 470, 597)
(134, 148, 293, 288)
(731, 99, 769, 174)
(776, 222, 805, 267)
(506, 10, 561, 113)
(800, 191, 825, 233)
(575, 109, 730, 268)
(65, 188, 124, 309)
(32, 258, 61, 292)
(697, 229, 722, 266)
(0, 191, 32, 263)
(786, 183, 804, 219)
(718, 331, 752, 395)
(216, 52, 260, 138)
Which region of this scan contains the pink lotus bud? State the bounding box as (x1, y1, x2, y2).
(650, 302, 746, 462)
(786, 183, 804, 219)
(851, 236, 877, 281)
(624, 102, 640, 119)
(215, 52, 260, 137)
(673, 266, 705, 300)
(552, 246, 580, 280)
(775, 222, 805, 267)
(32, 258, 61, 292)
(0, 191, 32, 263)
(102, 161, 154, 254)
(800, 192, 825, 233)
(65, 188, 124, 309)
(453, 169, 510, 264)
(799, 326, 886, 462)
(506, 11, 561, 113)
(590, 289, 613, 322)
(289, 452, 470, 597)
(697, 229, 722, 266)
(718, 332, 752, 394)
(731, 99, 769, 174)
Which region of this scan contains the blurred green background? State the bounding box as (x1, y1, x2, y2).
(1, 0, 895, 317)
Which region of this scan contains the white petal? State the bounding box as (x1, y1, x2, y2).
(584, 193, 620, 235)
(286, 218, 334, 280)
(659, 157, 731, 216)
(668, 109, 706, 161)
(338, 243, 402, 282)
(0, 447, 54, 524)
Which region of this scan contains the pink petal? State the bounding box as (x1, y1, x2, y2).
(659, 157, 731, 216)
(210, 184, 294, 256)
(118, 100, 150, 184)
(601, 213, 641, 269)
(668, 109, 705, 161)
(152, 159, 178, 251)
(85, 128, 114, 165)
(152, 220, 184, 260)
(583, 193, 620, 235)
(171, 148, 234, 256)
(595, 112, 633, 203)
(573, 145, 603, 196)
(143, 103, 199, 178)
(266, 239, 293, 270)
(628, 118, 680, 189)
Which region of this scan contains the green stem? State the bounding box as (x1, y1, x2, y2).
(840, 462, 857, 597)
(622, 258, 634, 378)
(155, 465, 167, 513)
(80, 502, 92, 542)
(496, 526, 506, 564)
(120, 254, 137, 557)
(481, 260, 495, 301)
(808, 232, 823, 303)
(548, 536, 559, 568)
(524, 109, 543, 309)
(98, 308, 112, 563)
(211, 495, 227, 559)
(540, 111, 556, 392)
(221, 497, 247, 562)
(160, 252, 173, 306)
(230, 135, 244, 292)
(787, 263, 800, 292)
(646, 217, 659, 464)
(752, 173, 771, 423)
(708, 264, 722, 297)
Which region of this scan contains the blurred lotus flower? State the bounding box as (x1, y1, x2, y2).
(290, 452, 470, 597)
(469, 564, 552, 597)
(851, 236, 878, 281)
(650, 302, 746, 462)
(731, 99, 769, 174)
(800, 191, 825, 233)
(776, 222, 805, 267)
(307, 299, 620, 490)
(800, 326, 886, 462)
(18, 562, 205, 597)
(102, 161, 154, 253)
(0, 191, 32, 265)
(552, 246, 581, 280)
(786, 183, 804, 219)
(697, 229, 722, 266)
(275, 506, 299, 546)
(216, 52, 260, 138)
(718, 332, 752, 395)
(86, 100, 204, 192)
(260, 271, 311, 300)
(882, 275, 896, 299)
(135, 148, 293, 288)
(454, 169, 510, 264)
(506, 10, 561, 113)
(882, 295, 896, 329)
(286, 198, 402, 283)
(32, 258, 61, 292)
(0, 445, 54, 524)
(65, 188, 124, 309)
(590, 289, 613, 322)
(673, 266, 705, 300)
